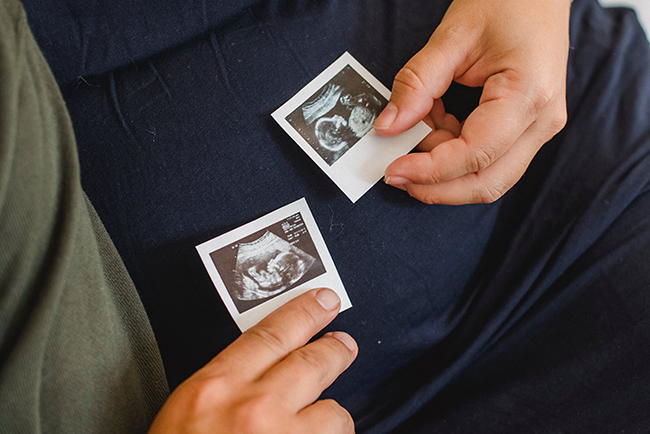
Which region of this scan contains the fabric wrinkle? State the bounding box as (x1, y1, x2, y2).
(208, 31, 245, 110)
(109, 72, 139, 146)
(147, 61, 172, 101)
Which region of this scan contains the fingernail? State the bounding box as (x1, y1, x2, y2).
(374, 102, 398, 130)
(384, 176, 410, 186)
(331, 332, 357, 352)
(316, 288, 340, 311)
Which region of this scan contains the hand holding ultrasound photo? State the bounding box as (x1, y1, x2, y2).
(273, 52, 431, 203)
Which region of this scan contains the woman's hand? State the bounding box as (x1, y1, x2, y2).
(376, 0, 572, 205)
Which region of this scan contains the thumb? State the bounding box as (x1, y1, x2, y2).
(374, 25, 468, 136)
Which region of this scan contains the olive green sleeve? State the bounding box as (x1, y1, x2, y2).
(0, 0, 169, 432)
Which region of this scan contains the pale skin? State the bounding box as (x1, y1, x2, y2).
(376, 0, 572, 205)
(148, 288, 357, 434)
(147, 2, 572, 431)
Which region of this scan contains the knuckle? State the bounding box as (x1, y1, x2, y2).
(422, 171, 443, 185)
(525, 82, 566, 126)
(176, 376, 228, 416)
(531, 85, 555, 113)
(422, 152, 444, 184)
(421, 193, 439, 205)
(467, 147, 495, 173)
(501, 76, 557, 123)
(320, 400, 356, 433)
(548, 105, 568, 135)
(472, 179, 510, 204)
(393, 66, 427, 95)
(231, 396, 277, 434)
(292, 346, 333, 380)
(293, 301, 322, 329)
(246, 324, 290, 354)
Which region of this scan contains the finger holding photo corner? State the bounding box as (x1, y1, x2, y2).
(148, 288, 357, 434)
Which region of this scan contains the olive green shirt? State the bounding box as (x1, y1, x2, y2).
(0, 0, 169, 431)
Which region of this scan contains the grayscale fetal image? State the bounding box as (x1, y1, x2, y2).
(286, 65, 387, 165)
(210, 213, 326, 313)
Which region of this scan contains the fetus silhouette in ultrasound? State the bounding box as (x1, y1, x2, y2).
(233, 231, 316, 302)
(311, 91, 382, 163)
(288, 66, 387, 166)
(314, 114, 356, 154)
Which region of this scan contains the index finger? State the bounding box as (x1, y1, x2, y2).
(386, 72, 539, 184)
(373, 11, 477, 136)
(258, 332, 358, 411)
(204, 288, 342, 381)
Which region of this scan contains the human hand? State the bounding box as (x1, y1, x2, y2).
(148, 288, 357, 434)
(375, 0, 571, 204)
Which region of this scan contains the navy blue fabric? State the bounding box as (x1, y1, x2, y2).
(23, 0, 650, 432)
(20, 0, 265, 87)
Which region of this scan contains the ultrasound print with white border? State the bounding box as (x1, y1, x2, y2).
(210, 212, 325, 314)
(196, 198, 351, 332)
(286, 65, 388, 166)
(272, 52, 431, 203)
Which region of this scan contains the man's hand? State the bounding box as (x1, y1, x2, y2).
(148, 288, 357, 434)
(375, 0, 571, 205)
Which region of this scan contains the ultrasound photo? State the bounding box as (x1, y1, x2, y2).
(286, 65, 388, 166)
(209, 212, 326, 313)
